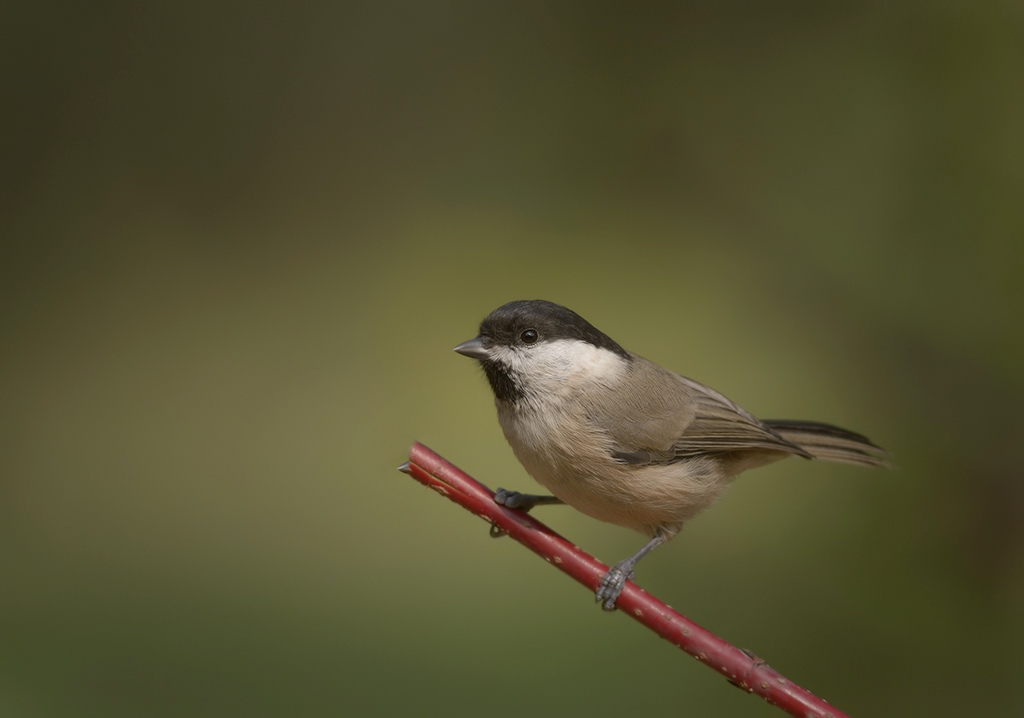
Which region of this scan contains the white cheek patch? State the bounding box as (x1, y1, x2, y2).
(502, 339, 626, 395)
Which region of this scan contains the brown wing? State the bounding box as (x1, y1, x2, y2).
(584, 355, 810, 465)
(670, 373, 811, 459)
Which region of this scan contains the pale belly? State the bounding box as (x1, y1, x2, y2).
(498, 406, 727, 536)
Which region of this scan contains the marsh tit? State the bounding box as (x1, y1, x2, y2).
(455, 300, 889, 610)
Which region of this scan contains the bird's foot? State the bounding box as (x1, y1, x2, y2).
(595, 561, 634, 611)
(494, 488, 539, 511)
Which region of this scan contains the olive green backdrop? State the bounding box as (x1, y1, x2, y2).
(2, 2, 1022, 716)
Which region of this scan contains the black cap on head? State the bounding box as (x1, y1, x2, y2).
(479, 300, 630, 360)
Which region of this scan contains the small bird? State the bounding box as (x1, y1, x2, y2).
(454, 300, 890, 610)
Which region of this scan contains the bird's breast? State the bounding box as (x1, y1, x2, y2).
(495, 400, 725, 536)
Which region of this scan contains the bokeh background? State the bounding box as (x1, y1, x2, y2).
(3, 2, 1022, 716)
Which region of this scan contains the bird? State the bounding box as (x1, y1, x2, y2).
(454, 299, 890, 610)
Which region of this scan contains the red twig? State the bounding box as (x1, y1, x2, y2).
(399, 442, 850, 718)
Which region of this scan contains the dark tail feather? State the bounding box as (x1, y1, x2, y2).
(763, 419, 893, 469)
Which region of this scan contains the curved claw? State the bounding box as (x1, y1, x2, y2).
(593, 533, 666, 611)
(494, 488, 533, 511)
(595, 563, 634, 611)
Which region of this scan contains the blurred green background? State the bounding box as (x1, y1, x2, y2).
(2, 2, 1022, 716)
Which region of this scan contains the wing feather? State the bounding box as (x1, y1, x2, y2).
(583, 356, 810, 465)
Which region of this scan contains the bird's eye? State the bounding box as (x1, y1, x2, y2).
(520, 329, 539, 344)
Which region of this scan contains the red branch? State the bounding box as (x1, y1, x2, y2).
(399, 442, 850, 718)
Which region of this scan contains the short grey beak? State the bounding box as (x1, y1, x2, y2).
(453, 336, 490, 360)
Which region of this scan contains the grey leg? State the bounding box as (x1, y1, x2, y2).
(494, 488, 563, 512)
(595, 532, 667, 611)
